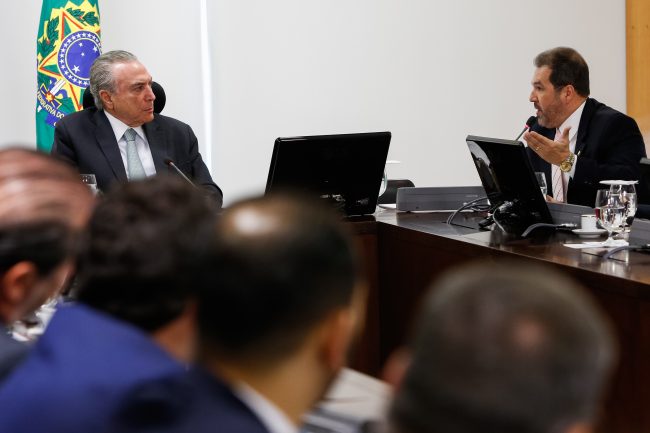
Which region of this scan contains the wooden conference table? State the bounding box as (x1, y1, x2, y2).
(348, 208, 650, 433)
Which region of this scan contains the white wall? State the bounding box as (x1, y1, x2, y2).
(207, 0, 626, 204)
(2, 1, 41, 146)
(100, 0, 206, 158)
(1, 1, 626, 206)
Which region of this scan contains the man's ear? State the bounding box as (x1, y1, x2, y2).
(151, 298, 199, 364)
(0, 262, 38, 323)
(562, 84, 577, 102)
(563, 422, 595, 433)
(320, 283, 369, 371)
(320, 307, 357, 372)
(382, 347, 411, 389)
(99, 90, 113, 110)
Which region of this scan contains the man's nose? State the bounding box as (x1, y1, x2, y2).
(146, 85, 156, 101)
(529, 91, 536, 103)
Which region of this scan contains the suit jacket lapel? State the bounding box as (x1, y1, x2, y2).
(575, 97, 596, 156)
(143, 116, 168, 174)
(94, 110, 128, 182)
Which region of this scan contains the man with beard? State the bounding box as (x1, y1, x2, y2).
(524, 47, 645, 207)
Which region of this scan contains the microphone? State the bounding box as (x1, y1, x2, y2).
(515, 116, 537, 141)
(164, 158, 196, 188)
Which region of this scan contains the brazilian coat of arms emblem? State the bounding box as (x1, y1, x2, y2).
(36, 0, 101, 151)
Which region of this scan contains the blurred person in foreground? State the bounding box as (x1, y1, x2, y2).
(0, 148, 94, 381)
(114, 193, 367, 433)
(0, 176, 219, 433)
(387, 262, 616, 433)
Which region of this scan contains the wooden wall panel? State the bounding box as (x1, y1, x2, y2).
(627, 0, 650, 150)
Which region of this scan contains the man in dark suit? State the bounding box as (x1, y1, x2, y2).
(51, 50, 223, 207)
(0, 177, 219, 433)
(387, 262, 616, 433)
(112, 194, 366, 433)
(524, 47, 645, 208)
(0, 149, 94, 382)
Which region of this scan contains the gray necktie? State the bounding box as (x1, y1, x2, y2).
(123, 128, 146, 180)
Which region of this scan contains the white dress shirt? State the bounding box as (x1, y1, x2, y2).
(103, 111, 157, 178)
(556, 99, 586, 181)
(234, 382, 298, 433)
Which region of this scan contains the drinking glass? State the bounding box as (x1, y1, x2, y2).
(595, 189, 625, 245)
(80, 174, 98, 195)
(609, 183, 637, 231)
(621, 192, 637, 230)
(534, 172, 547, 197)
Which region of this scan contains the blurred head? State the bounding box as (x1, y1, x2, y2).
(529, 47, 589, 128)
(75, 176, 218, 336)
(198, 193, 364, 386)
(89, 50, 155, 126)
(389, 262, 616, 433)
(0, 148, 94, 324)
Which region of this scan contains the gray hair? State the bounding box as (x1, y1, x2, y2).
(89, 50, 138, 110)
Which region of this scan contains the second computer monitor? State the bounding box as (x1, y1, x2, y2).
(266, 132, 391, 216)
(466, 135, 553, 233)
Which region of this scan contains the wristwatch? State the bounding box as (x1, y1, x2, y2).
(559, 152, 576, 173)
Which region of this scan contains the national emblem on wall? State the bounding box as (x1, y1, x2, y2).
(36, 0, 101, 152)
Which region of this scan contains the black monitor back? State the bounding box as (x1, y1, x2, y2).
(466, 135, 553, 233)
(266, 132, 391, 216)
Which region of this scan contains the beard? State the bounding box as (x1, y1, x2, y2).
(535, 97, 563, 128)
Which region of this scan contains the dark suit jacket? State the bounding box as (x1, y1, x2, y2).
(0, 304, 185, 433)
(526, 98, 646, 207)
(0, 331, 27, 383)
(52, 108, 223, 207)
(112, 369, 270, 433)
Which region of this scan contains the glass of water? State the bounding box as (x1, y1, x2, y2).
(621, 192, 637, 231)
(595, 189, 625, 245)
(80, 174, 98, 195)
(610, 183, 637, 231)
(534, 172, 547, 197)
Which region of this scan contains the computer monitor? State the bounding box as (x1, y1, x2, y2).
(266, 132, 391, 216)
(465, 135, 553, 234)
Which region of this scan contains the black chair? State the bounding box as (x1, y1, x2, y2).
(81, 81, 166, 114)
(378, 179, 415, 204)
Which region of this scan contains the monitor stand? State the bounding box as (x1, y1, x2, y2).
(491, 200, 547, 236)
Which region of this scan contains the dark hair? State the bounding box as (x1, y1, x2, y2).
(0, 222, 78, 277)
(0, 148, 93, 278)
(198, 193, 360, 362)
(534, 47, 590, 96)
(390, 262, 615, 433)
(76, 177, 219, 332)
